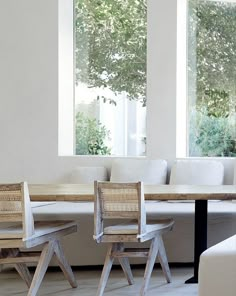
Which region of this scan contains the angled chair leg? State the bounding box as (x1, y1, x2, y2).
(15, 263, 32, 288)
(54, 240, 77, 288)
(2, 248, 32, 288)
(140, 237, 159, 296)
(96, 243, 115, 296)
(119, 257, 135, 285)
(117, 243, 134, 285)
(27, 241, 55, 296)
(157, 236, 171, 283)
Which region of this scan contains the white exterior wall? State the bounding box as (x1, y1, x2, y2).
(0, 0, 235, 184)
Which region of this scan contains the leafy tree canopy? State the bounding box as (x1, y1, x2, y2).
(75, 0, 147, 106)
(189, 0, 236, 112)
(188, 0, 236, 156)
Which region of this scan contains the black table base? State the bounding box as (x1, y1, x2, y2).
(185, 200, 208, 284)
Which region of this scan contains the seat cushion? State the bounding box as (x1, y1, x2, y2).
(104, 219, 174, 235)
(69, 166, 108, 183)
(169, 160, 224, 185)
(110, 159, 168, 184)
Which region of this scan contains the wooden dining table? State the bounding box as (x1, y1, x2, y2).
(29, 183, 236, 283)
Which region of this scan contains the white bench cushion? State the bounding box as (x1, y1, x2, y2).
(170, 160, 224, 185)
(69, 166, 108, 183)
(110, 159, 167, 184)
(32, 201, 236, 265)
(233, 159, 236, 185)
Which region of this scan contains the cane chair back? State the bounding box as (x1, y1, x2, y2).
(94, 181, 146, 242)
(93, 181, 174, 296)
(0, 182, 78, 296)
(0, 182, 34, 239)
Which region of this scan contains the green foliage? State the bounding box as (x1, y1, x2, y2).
(75, 112, 111, 155)
(188, 0, 236, 156)
(189, 108, 236, 157)
(189, 0, 236, 99)
(202, 89, 230, 118)
(75, 0, 147, 106)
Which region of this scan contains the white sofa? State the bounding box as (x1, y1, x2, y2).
(110, 158, 168, 184)
(69, 166, 108, 183)
(199, 235, 236, 296)
(32, 159, 236, 266)
(169, 159, 224, 185)
(33, 200, 236, 266)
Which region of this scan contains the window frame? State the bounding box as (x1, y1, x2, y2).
(59, 0, 231, 160)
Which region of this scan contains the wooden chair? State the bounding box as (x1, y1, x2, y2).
(0, 182, 78, 296)
(94, 181, 174, 296)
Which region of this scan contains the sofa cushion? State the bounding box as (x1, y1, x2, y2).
(110, 159, 167, 184)
(169, 160, 224, 185)
(70, 166, 108, 183)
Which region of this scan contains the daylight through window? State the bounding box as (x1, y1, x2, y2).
(188, 0, 236, 157)
(74, 0, 147, 156)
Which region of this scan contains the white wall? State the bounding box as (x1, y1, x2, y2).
(0, 0, 235, 184)
(147, 0, 177, 159)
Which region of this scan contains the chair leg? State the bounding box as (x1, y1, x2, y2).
(117, 243, 134, 285)
(2, 248, 32, 288)
(0, 248, 3, 272)
(27, 241, 55, 296)
(15, 263, 32, 288)
(54, 240, 77, 288)
(96, 243, 115, 296)
(157, 236, 172, 283)
(140, 237, 159, 296)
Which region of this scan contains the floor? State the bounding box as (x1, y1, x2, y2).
(0, 266, 198, 296)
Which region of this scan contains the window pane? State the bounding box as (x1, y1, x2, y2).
(74, 0, 147, 156)
(188, 0, 236, 157)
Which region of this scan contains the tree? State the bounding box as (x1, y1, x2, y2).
(188, 0, 236, 156)
(189, 0, 236, 102)
(74, 0, 147, 106)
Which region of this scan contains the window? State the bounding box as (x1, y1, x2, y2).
(188, 0, 236, 157)
(74, 0, 147, 156)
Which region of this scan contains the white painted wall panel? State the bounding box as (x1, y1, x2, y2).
(0, 0, 234, 185)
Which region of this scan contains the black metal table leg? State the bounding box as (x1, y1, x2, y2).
(185, 200, 208, 284)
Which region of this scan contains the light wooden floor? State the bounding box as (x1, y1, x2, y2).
(0, 267, 198, 296)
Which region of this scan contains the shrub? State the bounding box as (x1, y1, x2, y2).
(75, 112, 111, 155)
(189, 108, 236, 156)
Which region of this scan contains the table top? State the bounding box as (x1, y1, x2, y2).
(28, 184, 236, 201)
